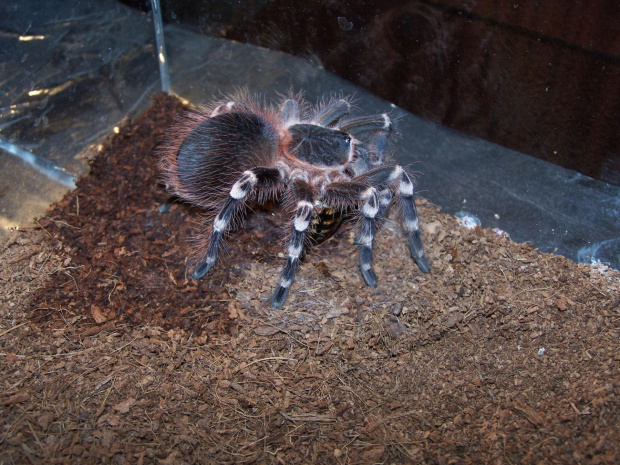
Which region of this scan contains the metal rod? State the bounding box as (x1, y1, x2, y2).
(150, 0, 171, 93)
(0, 138, 77, 188)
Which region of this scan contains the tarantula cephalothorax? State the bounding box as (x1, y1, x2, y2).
(159, 94, 430, 308)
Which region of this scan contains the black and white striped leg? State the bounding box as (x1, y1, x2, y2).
(356, 165, 430, 273)
(323, 182, 382, 287)
(193, 167, 281, 279)
(355, 187, 380, 287)
(271, 181, 314, 308)
(397, 170, 431, 273)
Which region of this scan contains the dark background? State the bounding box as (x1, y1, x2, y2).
(123, 0, 620, 187)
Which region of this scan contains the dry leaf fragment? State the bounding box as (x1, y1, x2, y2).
(91, 305, 108, 324)
(254, 325, 281, 336)
(37, 412, 55, 431)
(445, 312, 464, 328)
(113, 397, 136, 413)
(228, 300, 239, 319)
(137, 375, 154, 389)
(325, 307, 348, 319)
(556, 296, 568, 311)
(3, 392, 29, 406)
(362, 446, 385, 461)
(512, 400, 544, 427)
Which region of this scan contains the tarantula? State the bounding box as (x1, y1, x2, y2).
(159, 94, 430, 308)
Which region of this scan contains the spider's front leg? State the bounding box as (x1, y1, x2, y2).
(192, 166, 281, 279)
(358, 166, 431, 273)
(272, 179, 315, 308)
(323, 182, 383, 287)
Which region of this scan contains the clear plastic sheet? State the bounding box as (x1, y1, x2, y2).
(1, 1, 159, 172)
(1, 0, 159, 231)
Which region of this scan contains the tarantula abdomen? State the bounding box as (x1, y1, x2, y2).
(168, 110, 280, 209)
(159, 94, 430, 309)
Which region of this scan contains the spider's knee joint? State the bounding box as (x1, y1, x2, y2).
(293, 201, 313, 232)
(288, 244, 303, 259)
(399, 175, 414, 197)
(360, 187, 379, 218)
(403, 217, 419, 233)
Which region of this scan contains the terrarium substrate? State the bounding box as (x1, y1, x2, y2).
(0, 94, 618, 464)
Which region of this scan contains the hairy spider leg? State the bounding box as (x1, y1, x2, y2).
(323, 182, 381, 287)
(210, 101, 249, 117)
(357, 166, 431, 273)
(376, 188, 393, 220)
(355, 188, 392, 285)
(337, 113, 392, 136)
(271, 179, 315, 309)
(312, 99, 351, 126)
(368, 130, 390, 167)
(282, 99, 301, 124)
(358, 187, 385, 287)
(192, 166, 282, 279)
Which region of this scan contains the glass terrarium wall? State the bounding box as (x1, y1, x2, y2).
(1, 0, 163, 236)
(130, 0, 620, 187)
(137, 0, 620, 268)
(1, 0, 619, 268)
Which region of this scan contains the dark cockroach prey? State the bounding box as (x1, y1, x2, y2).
(159, 94, 430, 308)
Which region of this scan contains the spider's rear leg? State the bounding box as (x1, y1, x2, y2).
(357, 166, 431, 273)
(272, 179, 315, 308)
(192, 167, 281, 279)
